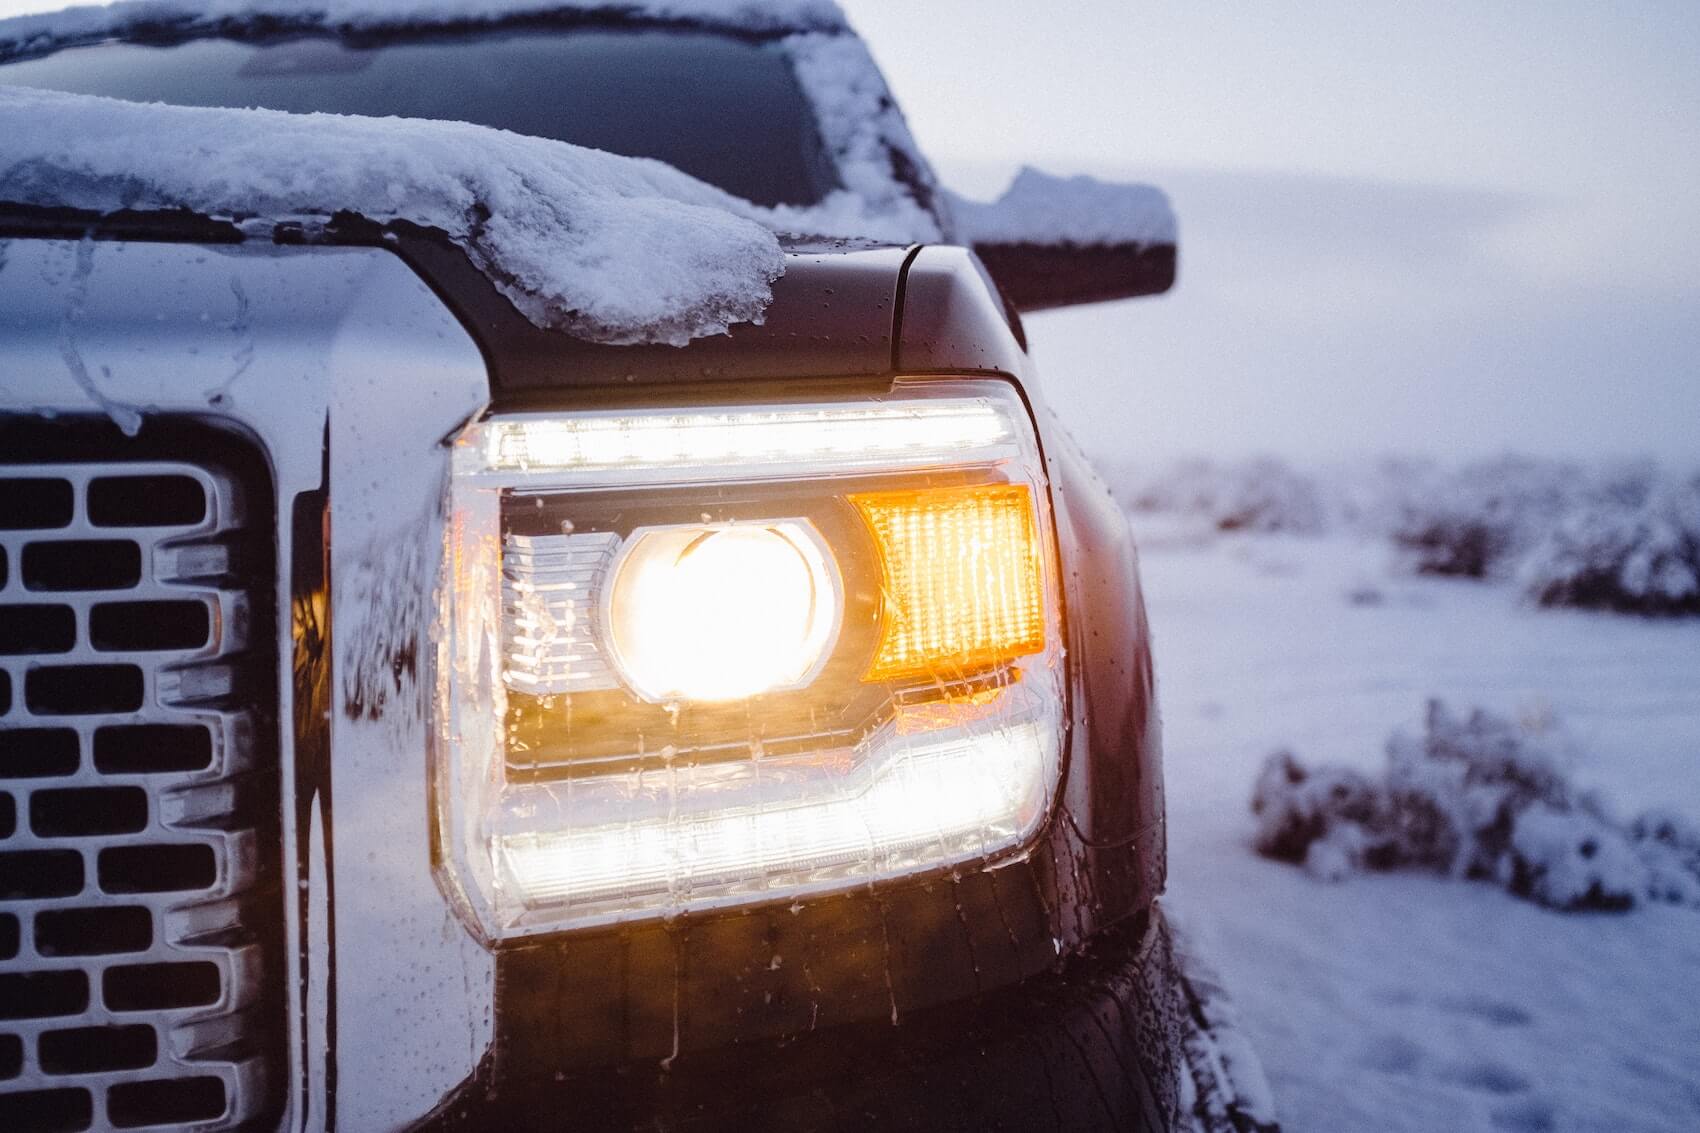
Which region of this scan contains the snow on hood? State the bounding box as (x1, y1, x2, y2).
(0, 85, 787, 346)
(945, 167, 1176, 248)
(0, 0, 848, 58)
(0, 1, 948, 340)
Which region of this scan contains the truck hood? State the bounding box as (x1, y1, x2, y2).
(0, 204, 916, 413)
(387, 228, 914, 405)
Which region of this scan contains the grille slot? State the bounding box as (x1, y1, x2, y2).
(0, 852, 84, 900)
(0, 971, 89, 1020)
(0, 607, 76, 656)
(0, 480, 74, 531)
(98, 845, 218, 895)
(108, 1075, 225, 1128)
(38, 1025, 157, 1075)
(2, 444, 281, 1132)
(0, 1086, 92, 1133)
(103, 962, 223, 1013)
(90, 601, 211, 653)
(86, 476, 207, 529)
(0, 729, 80, 779)
(31, 787, 149, 838)
(21, 542, 141, 592)
(93, 725, 212, 776)
(24, 666, 145, 717)
(35, 908, 153, 957)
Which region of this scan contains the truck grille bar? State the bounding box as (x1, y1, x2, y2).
(1, 430, 281, 1132)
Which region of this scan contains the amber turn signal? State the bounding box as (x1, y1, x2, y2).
(852, 483, 1046, 682)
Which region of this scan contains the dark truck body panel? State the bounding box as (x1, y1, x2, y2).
(0, 81, 1182, 1133)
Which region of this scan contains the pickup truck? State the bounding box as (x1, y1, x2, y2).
(0, 4, 1263, 1131)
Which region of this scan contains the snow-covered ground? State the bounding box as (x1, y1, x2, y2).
(1141, 522, 1700, 1132)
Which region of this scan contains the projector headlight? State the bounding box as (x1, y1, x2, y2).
(436, 380, 1065, 939)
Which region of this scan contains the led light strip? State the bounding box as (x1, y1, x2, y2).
(460, 398, 1019, 481)
(497, 720, 1049, 912)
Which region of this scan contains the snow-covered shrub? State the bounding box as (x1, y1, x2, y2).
(1251, 700, 1700, 911)
(1389, 456, 1583, 579)
(1124, 458, 1328, 534)
(1517, 472, 1700, 616)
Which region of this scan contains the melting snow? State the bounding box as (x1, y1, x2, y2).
(0, 85, 787, 345)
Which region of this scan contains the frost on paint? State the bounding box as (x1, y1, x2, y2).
(0, 0, 849, 60)
(1251, 700, 1700, 911)
(0, 86, 785, 346)
(944, 167, 1176, 248)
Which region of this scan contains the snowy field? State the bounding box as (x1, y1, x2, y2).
(1139, 522, 1700, 1132)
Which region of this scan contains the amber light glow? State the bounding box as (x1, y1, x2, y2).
(853, 483, 1046, 682)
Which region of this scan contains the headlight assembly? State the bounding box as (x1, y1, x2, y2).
(436, 380, 1065, 939)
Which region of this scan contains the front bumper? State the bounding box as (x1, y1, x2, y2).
(421, 907, 1189, 1132)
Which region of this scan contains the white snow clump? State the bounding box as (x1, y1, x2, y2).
(0, 85, 786, 346)
(944, 167, 1176, 247)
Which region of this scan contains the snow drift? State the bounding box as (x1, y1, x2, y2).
(1251, 700, 1700, 911)
(0, 85, 786, 346)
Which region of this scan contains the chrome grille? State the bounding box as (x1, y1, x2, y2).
(1, 444, 280, 1133)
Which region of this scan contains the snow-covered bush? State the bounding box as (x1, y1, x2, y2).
(1114, 454, 1700, 617)
(1251, 700, 1700, 911)
(1124, 457, 1329, 534)
(1389, 456, 1583, 579)
(1517, 472, 1700, 616)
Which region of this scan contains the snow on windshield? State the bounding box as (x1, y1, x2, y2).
(773, 31, 941, 245)
(0, 0, 848, 59)
(945, 167, 1176, 248)
(0, 85, 788, 345)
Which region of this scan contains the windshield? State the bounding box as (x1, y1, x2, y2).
(0, 25, 840, 208)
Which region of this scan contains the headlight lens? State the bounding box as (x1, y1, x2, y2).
(436, 380, 1065, 939)
(605, 520, 841, 703)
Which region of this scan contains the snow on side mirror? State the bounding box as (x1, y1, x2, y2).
(945, 167, 1176, 312)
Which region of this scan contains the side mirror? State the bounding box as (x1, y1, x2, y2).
(944, 167, 1177, 312)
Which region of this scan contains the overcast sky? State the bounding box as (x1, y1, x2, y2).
(2, 0, 1695, 462)
(841, 0, 1700, 464)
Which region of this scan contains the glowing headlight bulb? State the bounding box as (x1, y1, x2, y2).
(605, 520, 840, 703)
